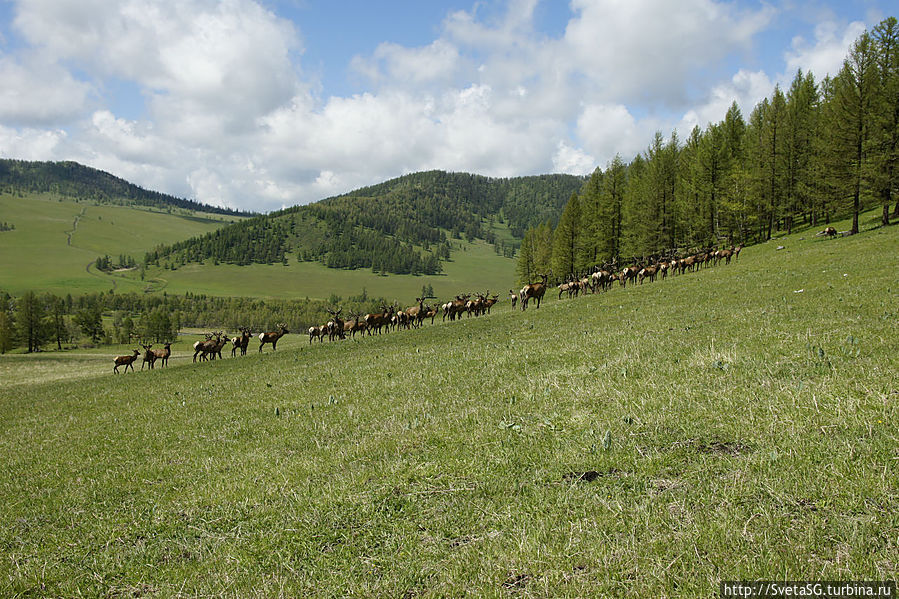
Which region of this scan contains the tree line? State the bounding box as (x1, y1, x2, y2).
(0, 159, 251, 217)
(517, 18, 899, 284)
(0, 288, 407, 354)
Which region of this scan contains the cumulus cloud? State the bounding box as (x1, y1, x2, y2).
(0, 0, 882, 211)
(562, 0, 774, 107)
(785, 20, 868, 81)
(0, 53, 92, 125)
(679, 69, 773, 133)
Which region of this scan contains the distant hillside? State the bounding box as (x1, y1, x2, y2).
(148, 170, 584, 275)
(0, 159, 251, 217)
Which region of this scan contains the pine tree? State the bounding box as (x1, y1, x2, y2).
(17, 291, 47, 353)
(870, 17, 899, 224)
(552, 193, 582, 277)
(826, 31, 879, 234)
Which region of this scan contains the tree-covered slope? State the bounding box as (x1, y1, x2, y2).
(0, 159, 250, 217)
(147, 170, 584, 275)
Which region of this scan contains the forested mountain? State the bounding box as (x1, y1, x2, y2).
(517, 17, 899, 284)
(0, 159, 250, 217)
(146, 171, 584, 275)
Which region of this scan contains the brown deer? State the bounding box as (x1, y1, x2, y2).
(193, 333, 214, 362)
(509, 289, 517, 309)
(364, 304, 394, 335)
(113, 349, 140, 374)
(484, 294, 499, 314)
(140, 343, 156, 370)
(308, 325, 325, 344)
(405, 297, 432, 328)
(231, 327, 252, 357)
(259, 324, 289, 351)
(326, 310, 345, 341)
(520, 273, 548, 310)
(343, 313, 368, 339)
(194, 332, 225, 362)
(152, 342, 173, 367)
(443, 295, 470, 321)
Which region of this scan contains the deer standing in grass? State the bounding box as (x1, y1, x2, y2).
(259, 324, 289, 352)
(231, 327, 252, 357)
(152, 342, 173, 367)
(520, 274, 548, 310)
(114, 349, 140, 374)
(140, 343, 156, 370)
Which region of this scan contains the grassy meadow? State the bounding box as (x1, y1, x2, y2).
(0, 192, 240, 296)
(0, 189, 518, 300)
(0, 213, 897, 597)
(127, 236, 517, 301)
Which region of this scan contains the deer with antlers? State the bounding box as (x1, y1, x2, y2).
(326, 310, 345, 341)
(140, 343, 157, 370)
(520, 273, 548, 310)
(364, 303, 394, 335)
(259, 324, 289, 352)
(231, 327, 252, 357)
(193, 332, 225, 362)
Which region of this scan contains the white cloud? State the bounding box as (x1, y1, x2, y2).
(679, 69, 773, 133)
(562, 0, 774, 107)
(576, 103, 648, 166)
(0, 0, 882, 213)
(552, 141, 594, 175)
(0, 124, 67, 159)
(785, 20, 868, 81)
(0, 53, 92, 125)
(14, 0, 301, 130)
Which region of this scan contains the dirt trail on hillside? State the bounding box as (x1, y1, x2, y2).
(65, 207, 86, 246)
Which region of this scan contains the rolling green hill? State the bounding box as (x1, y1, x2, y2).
(0, 159, 250, 217)
(0, 211, 896, 595)
(1, 165, 578, 299)
(0, 191, 242, 296)
(147, 171, 584, 275)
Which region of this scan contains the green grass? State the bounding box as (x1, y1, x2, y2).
(0, 190, 518, 299)
(0, 192, 239, 296)
(0, 212, 897, 597)
(123, 236, 517, 300)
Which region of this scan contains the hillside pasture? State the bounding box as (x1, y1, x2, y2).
(125, 236, 517, 301)
(0, 217, 896, 596)
(0, 192, 239, 296)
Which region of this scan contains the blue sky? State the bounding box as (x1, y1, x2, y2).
(0, 0, 894, 211)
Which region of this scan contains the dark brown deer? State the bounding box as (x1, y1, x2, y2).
(443, 295, 470, 321)
(259, 324, 289, 352)
(308, 325, 325, 344)
(231, 327, 252, 357)
(326, 310, 345, 341)
(194, 332, 225, 362)
(113, 349, 140, 374)
(140, 343, 156, 370)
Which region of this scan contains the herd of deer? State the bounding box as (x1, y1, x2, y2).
(113, 245, 749, 373)
(513, 245, 745, 312)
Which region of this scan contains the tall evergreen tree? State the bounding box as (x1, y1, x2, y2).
(827, 32, 878, 234)
(17, 291, 47, 353)
(0, 292, 14, 354)
(552, 193, 582, 277)
(870, 17, 899, 224)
